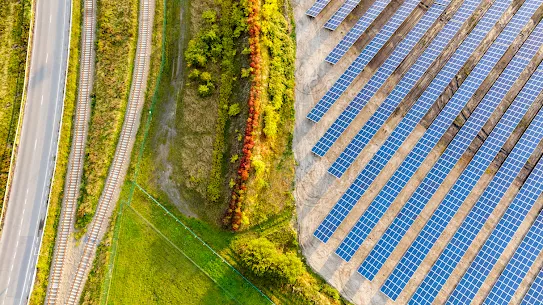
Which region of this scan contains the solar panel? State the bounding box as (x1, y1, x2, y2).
(325, 0, 392, 63)
(445, 77, 543, 304)
(313, 3, 448, 157)
(483, 211, 543, 304)
(307, 0, 332, 18)
(313, 0, 512, 244)
(313, 0, 477, 159)
(380, 4, 543, 299)
(337, 4, 543, 267)
(521, 268, 543, 305)
(325, 0, 363, 30)
(327, 0, 514, 177)
(410, 64, 543, 305)
(307, 0, 420, 122)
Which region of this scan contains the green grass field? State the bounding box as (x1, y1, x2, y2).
(103, 189, 270, 305)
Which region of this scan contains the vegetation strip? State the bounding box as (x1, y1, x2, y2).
(224, 0, 262, 230)
(0, 0, 32, 220)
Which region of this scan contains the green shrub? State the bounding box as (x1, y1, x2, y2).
(239, 237, 303, 285)
(263, 105, 279, 137)
(228, 103, 240, 116)
(188, 68, 200, 80)
(198, 84, 212, 97)
(185, 39, 208, 67)
(202, 9, 216, 24)
(200, 71, 212, 82)
(321, 284, 340, 301)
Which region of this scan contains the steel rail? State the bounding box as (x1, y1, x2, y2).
(45, 0, 96, 302)
(66, 0, 153, 302)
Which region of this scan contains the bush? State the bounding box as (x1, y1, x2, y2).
(200, 71, 212, 82)
(321, 284, 340, 300)
(188, 68, 200, 80)
(202, 9, 216, 24)
(228, 103, 241, 116)
(185, 39, 208, 67)
(263, 105, 279, 137)
(239, 237, 303, 285)
(198, 84, 212, 97)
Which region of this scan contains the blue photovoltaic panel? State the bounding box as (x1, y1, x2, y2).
(307, 0, 420, 122)
(448, 89, 543, 304)
(411, 63, 543, 304)
(380, 2, 543, 299)
(337, 9, 543, 267)
(521, 268, 543, 305)
(325, 0, 392, 64)
(312, 3, 448, 157)
(315, 0, 478, 161)
(307, 0, 332, 18)
(325, 0, 363, 30)
(445, 81, 543, 305)
(328, 0, 518, 177)
(483, 211, 543, 304)
(313, 0, 512, 244)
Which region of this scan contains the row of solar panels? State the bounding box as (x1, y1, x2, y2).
(305, 0, 543, 303)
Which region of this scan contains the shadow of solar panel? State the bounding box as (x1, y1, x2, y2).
(307, 0, 332, 17)
(325, 0, 363, 30)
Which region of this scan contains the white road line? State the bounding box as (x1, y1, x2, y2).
(41, 95, 44, 105)
(34, 139, 37, 150)
(46, 53, 48, 63)
(50, 14, 52, 23)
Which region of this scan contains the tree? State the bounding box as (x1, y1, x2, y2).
(239, 237, 303, 284)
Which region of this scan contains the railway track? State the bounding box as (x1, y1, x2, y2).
(66, 0, 153, 302)
(45, 0, 96, 303)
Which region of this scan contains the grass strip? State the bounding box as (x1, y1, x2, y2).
(28, 0, 81, 302)
(0, 0, 32, 215)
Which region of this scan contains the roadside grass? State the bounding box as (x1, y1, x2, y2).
(75, 0, 139, 235)
(28, 0, 81, 302)
(0, 0, 31, 214)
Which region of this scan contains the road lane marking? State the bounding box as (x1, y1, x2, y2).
(41, 95, 43, 105)
(34, 139, 37, 151)
(50, 14, 52, 23)
(46, 53, 48, 63)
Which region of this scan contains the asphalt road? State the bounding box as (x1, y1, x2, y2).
(0, 0, 71, 304)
